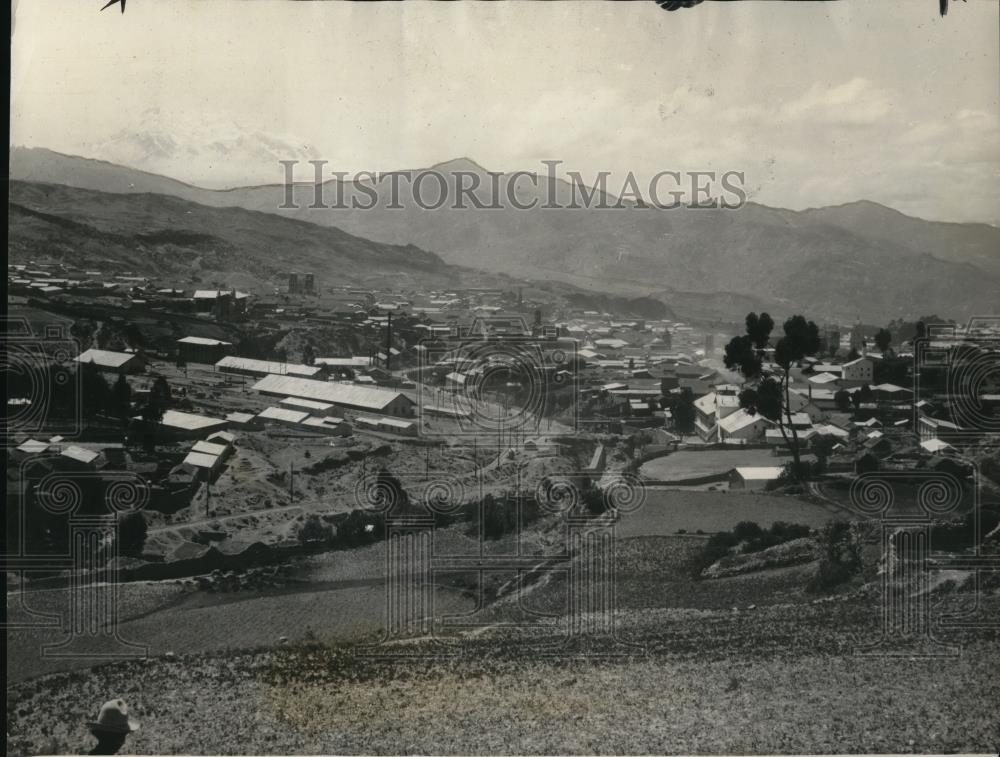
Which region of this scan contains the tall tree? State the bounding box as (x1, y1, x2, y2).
(874, 328, 893, 356)
(110, 374, 132, 423)
(672, 387, 697, 435)
(727, 314, 820, 477)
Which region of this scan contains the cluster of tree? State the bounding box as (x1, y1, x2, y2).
(693, 520, 813, 576)
(116, 511, 148, 558)
(806, 521, 864, 593)
(296, 509, 385, 549)
(670, 387, 697, 435)
(130, 375, 173, 451)
(724, 312, 821, 477)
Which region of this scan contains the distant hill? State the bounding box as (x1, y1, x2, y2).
(11, 147, 1000, 322)
(8, 180, 455, 292)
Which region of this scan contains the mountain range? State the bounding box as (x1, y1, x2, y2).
(10, 146, 1000, 323)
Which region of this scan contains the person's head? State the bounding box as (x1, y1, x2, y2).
(87, 699, 139, 754)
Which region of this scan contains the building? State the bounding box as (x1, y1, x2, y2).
(150, 409, 230, 439)
(193, 289, 249, 316)
(279, 397, 335, 416)
(75, 349, 146, 375)
(215, 356, 324, 379)
(729, 466, 784, 491)
(288, 272, 301, 294)
(718, 408, 773, 443)
(177, 336, 233, 365)
(355, 415, 417, 437)
(252, 374, 416, 417)
(303, 273, 315, 294)
(841, 357, 874, 386)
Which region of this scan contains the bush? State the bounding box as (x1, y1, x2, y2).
(694, 520, 814, 576)
(806, 521, 862, 593)
(116, 511, 148, 558)
(297, 514, 334, 546)
(733, 521, 763, 543)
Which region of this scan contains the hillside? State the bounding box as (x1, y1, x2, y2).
(7, 180, 456, 292)
(11, 147, 1000, 322)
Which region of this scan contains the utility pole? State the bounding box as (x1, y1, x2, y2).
(289, 461, 294, 501)
(205, 480, 211, 518)
(386, 311, 392, 373)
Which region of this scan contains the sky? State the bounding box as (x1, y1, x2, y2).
(10, 0, 1000, 224)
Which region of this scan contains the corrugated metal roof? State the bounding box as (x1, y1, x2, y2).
(60, 445, 100, 464)
(257, 406, 310, 424)
(279, 397, 333, 411)
(178, 336, 232, 346)
(192, 440, 228, 456)
(216, 356, 322, 377)
(252, 374, 412, 412)
(75, 349, 138, 368)
(183, 451, 221, 469)
(159, 410, 229, 431)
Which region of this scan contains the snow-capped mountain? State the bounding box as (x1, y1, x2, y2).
(80, 108, 320, 188)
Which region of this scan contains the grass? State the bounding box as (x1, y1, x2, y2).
(616, 489, 848, 537)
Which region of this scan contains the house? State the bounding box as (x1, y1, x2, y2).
(808, 372, 840, 386)
(181, 450, 225, 479)
(920, 438, 956, 455)
(300, 416, 353, 436)
(224, 411, 259, 428)
(177, 336, 233, 365)
(872, 383, 913, 403)
(729, 466, 784, 491)
(191, 440, 231, 461)
(75, 349, 146, 375)
(718, 409, 772, 443)
(150, 409, 230, 439)
(917, 415, 969, 443)
(355, 415, 417, 437)
(252, 374, 416, 417)
(854, 451, 880, 474)
(58, 445, 106, 470)
(192, 289, 249, 315)
(256, 406, 310, 427)
(841, 357, 874, 386)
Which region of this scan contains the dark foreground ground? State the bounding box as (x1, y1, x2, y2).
(7, 529, 1000, 754)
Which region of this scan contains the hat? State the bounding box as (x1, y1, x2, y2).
(87, 699, 140, 735)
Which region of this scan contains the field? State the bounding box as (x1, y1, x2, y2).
(8, 495, 998, 754)
(639, 448, 786, 481)
(8, 601, 999, 755)
(615, 489, 849, 537)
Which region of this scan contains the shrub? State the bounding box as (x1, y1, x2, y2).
(297, 514, 334, 546)
(807, 520, 862, 593)
(116, 511, 148, 558)
(733, 521, 763, 543)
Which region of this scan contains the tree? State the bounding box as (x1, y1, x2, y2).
(672, 387, 697, 435)
(302, 344, 316, 366)
(847, 347, 860, 361)
(116, 511, 147, 558)
(150, 376, 171, 408)
(79, 363, 110, 420)
(874, 328, 893, 356)
(110, 375, 132, 423)
(834, 388, 851, 412)
(124, 323, 145, 350)
(297, 514, 334, 545)
(723, 312, 773, 378)
(729, 314, 820, 478)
